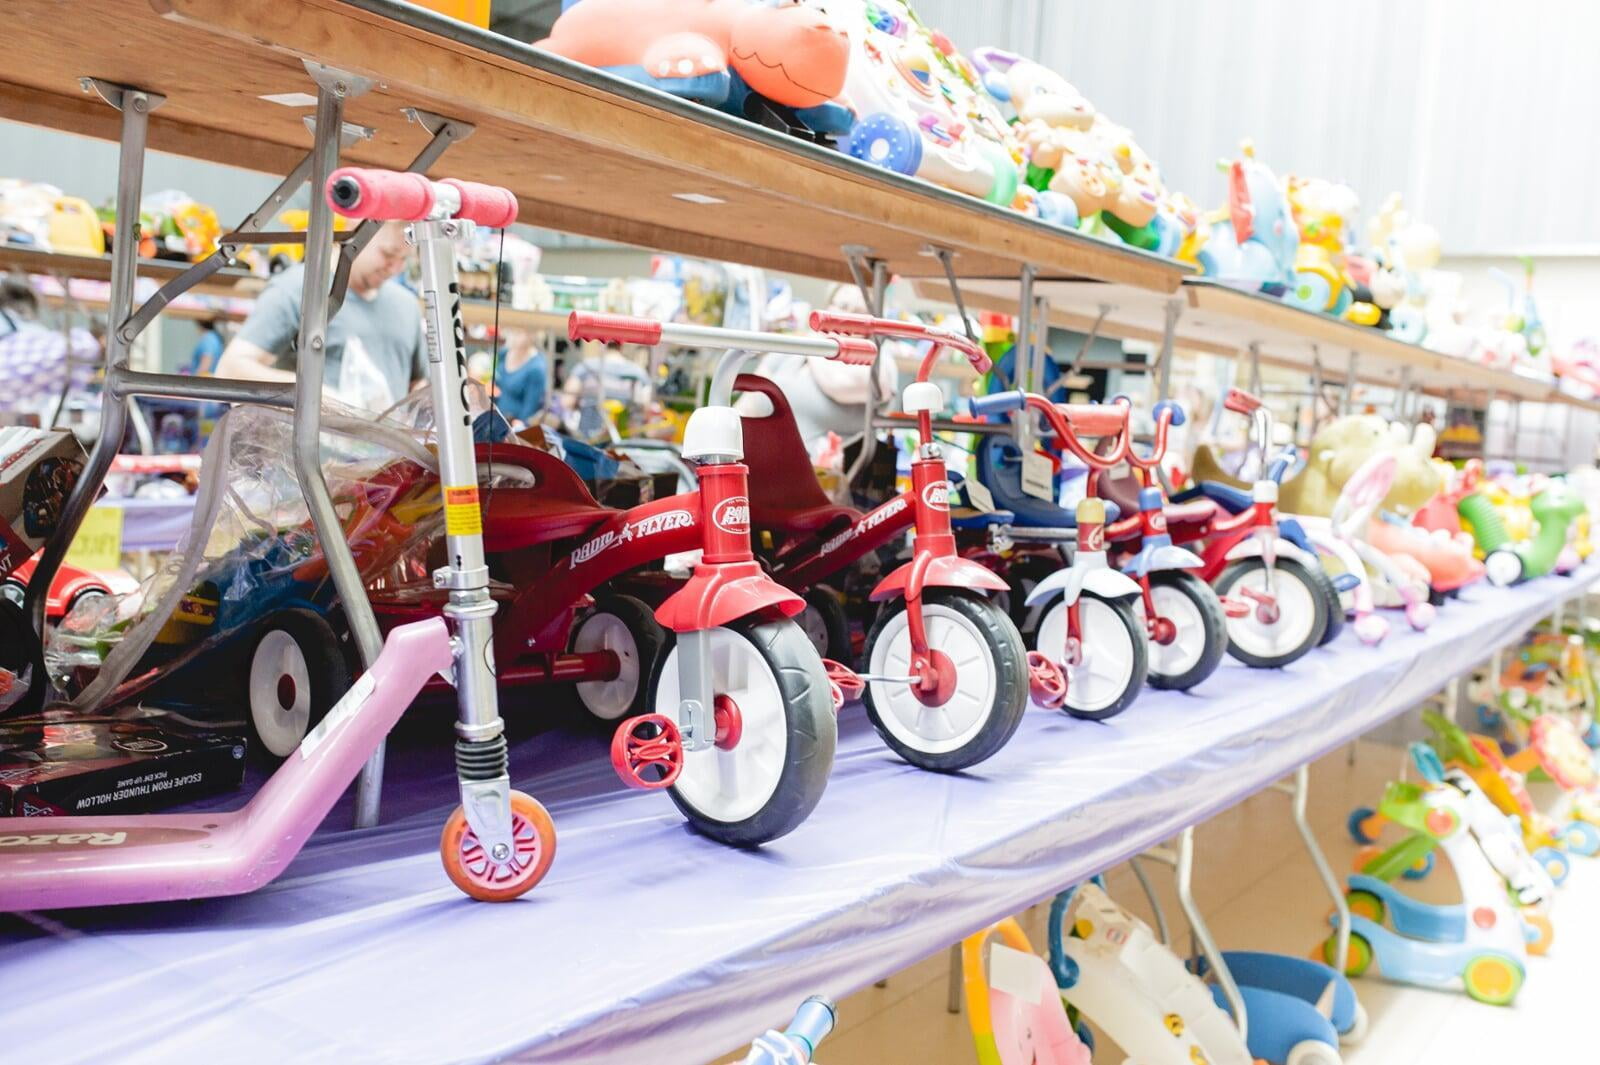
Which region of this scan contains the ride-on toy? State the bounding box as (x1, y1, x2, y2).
(1096, 403, 1232, 690)
(742, 997, 837, 1065)
(739, 313, 1037, 771)
(0, 170, 559, 908)
(964, 391, 1148, 719)
(1324, 744, 1529, 1005)
(1168, 389, 1332, 667)
(962, 916, 1092, 1064)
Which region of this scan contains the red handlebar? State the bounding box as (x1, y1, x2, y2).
(1057, 404, 1127, 437)
(326, 168, 519, 227)
(1124, 406, 1176, 471)
(1224, 388, 1262, 415)
(807, 310, 992, 377)
(568, 311, 663, 346)
(1029, 396, 1131, 470)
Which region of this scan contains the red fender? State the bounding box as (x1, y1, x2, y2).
(870, 553, 1009, 603)
(655, 560, 804, 633)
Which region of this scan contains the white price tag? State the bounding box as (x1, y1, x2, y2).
(1022, 452, 1056, 502)
(964, 477, 996, 513)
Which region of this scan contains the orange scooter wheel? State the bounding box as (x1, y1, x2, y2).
(440, 789, 557, 902)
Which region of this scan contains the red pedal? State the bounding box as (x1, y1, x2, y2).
(1027, 651, 1067, 708)
(1219, 595, 1252, 619)
(610, 714, 684, 790)
(823, 658, 865, 707)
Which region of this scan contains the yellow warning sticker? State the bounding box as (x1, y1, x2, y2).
(443, 484, 482, 536)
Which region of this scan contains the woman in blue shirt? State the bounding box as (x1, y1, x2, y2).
(493, 327, 549, 427)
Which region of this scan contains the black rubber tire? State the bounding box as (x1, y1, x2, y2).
(861, 591, 1029, 771)
(1428, 585, 1447, 608)
(1034, 590, 1148, 721)
(568, 593, 668, 721)
(244, 608, 350, 761)
(1306, 560, 1345, 646)
(1143, 570, 1229, 691)
(0, 598, 46, 716)
(1215, 556, 1329, 668)
(651, 616, 835, 847)
(797, 585, 852, 664)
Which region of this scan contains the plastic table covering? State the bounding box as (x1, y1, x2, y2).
(2, 566, 1594, 1065)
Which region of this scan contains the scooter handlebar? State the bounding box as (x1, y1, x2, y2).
(808, 311, 992, 375)
(567, 312, 878, 362)
(326, 168, 519, 227)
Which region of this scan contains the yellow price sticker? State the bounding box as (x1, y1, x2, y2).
(443, 484, 482, 537)
(65, 505, 123, 571)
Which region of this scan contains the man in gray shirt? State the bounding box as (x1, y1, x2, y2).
(216, 221, 426, 411)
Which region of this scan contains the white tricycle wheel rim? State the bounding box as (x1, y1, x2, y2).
(867, 603, 997, 755)
(573, 611, 641, 720)
(1142, 583, 1206, 678)
(657, 627, 787, 824)
(1039, 596, 1136, 714)
(1227, 562, 1317, 659)
(249, 628, 313, 757)
(798, 603, 831, 658)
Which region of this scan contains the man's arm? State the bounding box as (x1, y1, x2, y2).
(216, 273, 301, 382)
(216, 336, 295, 382)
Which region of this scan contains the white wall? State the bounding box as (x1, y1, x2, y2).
(914, 0, 1600, 256)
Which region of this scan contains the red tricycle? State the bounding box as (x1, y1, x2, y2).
(1162, 389, 1333, 668)
(738, 311, 1041, 771)
(343, 313, 878, 847)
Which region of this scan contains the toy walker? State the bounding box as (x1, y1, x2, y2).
(1325, 744, 1529, 1006)
(742, 313, 1037, 771)
(962, 917, 1092, 1064)
(0, 170, 559, 908)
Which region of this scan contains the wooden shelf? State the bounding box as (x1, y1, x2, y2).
(1, 0, 1190, 292)
(0, 243, 263, 299)
(915, 276, 1599, 413)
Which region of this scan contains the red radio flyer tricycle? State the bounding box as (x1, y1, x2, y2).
(737, 311, 1040, 771)
(1162, 389, 1333, 668)
(964, 391, 1150, 719)
(344, 313, 877, 847)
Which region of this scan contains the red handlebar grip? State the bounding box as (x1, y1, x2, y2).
(1225, 388, 1262, 415)
(326, 167, 434, 221)
(807, 310, 877, 337)
(829, 337, 879, 365)
(1058, 404, 1128, 437)
(567, 311, 663, 346)
(440, 178, 519, 228)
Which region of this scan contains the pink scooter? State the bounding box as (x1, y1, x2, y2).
(0, 171, 556, 909)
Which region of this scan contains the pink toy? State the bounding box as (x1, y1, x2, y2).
(536, 0, 851, 111)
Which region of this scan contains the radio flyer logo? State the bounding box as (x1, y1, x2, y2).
(921, 480, 950, 512)
(713, 497, 750, 535)
(820, 496, 908, 556)
(573, 510, 695, 566)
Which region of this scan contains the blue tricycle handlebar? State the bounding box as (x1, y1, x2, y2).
(968, 390, 1027, 417)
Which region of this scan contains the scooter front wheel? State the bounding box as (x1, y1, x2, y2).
(651, 618, 836, 847)
(1140, 571, 1227, 690)
(1037, 591, 1148, 720)
(861, 591, 1028, 771)
(440, 789, 557, 902)
(1215, 557, 1328, 668)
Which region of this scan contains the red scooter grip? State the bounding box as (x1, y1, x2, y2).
(1225, 388, 1262, 415)
(440, 178, 519, 228)
(829, 337, 879, 365)
(1057, 403, 1128, 437)
(327, 167, 435, 221)
(807, 310, 877, 336)
(567, 311, 664, 346)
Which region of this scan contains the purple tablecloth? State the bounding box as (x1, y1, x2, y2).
(1, 566, 1593, 1064)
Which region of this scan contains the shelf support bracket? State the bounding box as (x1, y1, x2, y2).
(925, 245, 979, 347)
(1343, 350, 1358, 415)
(1015, 264, 1037, 450)
(1156, 297, 1182, 404)
(841, 245, 888, 489)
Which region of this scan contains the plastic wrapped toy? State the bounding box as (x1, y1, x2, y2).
(536, 0, 854, 142)
(1196, 142, 1298, 295)
(833, 2, 1021, 205)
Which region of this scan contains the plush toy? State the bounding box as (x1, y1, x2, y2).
(1193, 415, 1440, 518)
(1282, 175, 1356, 315)
(536, 0, 853, 139)
(1195, 141, 1298, 295)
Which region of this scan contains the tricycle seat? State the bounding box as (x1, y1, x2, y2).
(736, 373, 858, 536)
(472, 441, 615, 551)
